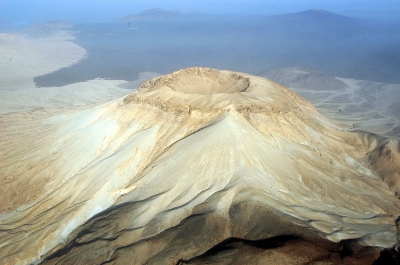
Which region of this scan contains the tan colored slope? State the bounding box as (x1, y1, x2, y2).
(1, 68, 400, 265)
(369, 139, 400, 197)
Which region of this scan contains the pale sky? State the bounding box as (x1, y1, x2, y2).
(2, 0, 400, 27)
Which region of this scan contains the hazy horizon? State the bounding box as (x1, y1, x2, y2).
(2, 0, 400, 27)
(2, 1, 400, 85)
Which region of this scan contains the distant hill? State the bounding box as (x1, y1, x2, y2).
(117, 8, 206, 22)
(260, 9, 362, 41)
(271, 9, 356, 24)
(262, 9, 359, 32)
(258, 67, 348, 91)
(20, 21, 74, 38)
(35, 21, 73, 29)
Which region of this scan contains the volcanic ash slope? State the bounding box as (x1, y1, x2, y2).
(1, 68, 400, 265)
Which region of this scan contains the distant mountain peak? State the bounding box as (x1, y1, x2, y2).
(19, 21, 74, 38)
(270, 8, 355, 24)
(309, 9, 329, 12)
(117, 8, 178, 21)
(117, 7, 207, 22)
(301, 9, 353, 18)
(138, 7, 176, 16)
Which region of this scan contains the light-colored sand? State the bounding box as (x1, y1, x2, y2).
(0, 31, 86, 90)
(0, 72, 160, 114)
(1, 67, 399, 265)
(295, 77, 400, 140)
(0, 31, 160, 113)
(260, 67, 400, 140)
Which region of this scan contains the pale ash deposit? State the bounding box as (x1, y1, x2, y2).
(1, 68, 400, 264)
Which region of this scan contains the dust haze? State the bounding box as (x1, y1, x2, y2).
(1, 1, 398, 86)
(1, 0, 400, 86)
(8, 12, 386, 87)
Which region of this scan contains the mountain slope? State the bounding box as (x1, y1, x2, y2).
(1, 68, 399, 265)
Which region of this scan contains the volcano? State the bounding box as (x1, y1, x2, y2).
(1, 68, 400, 264)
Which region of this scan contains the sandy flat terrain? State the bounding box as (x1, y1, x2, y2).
(0, 30, 86, 90)
(0, 30, 160, 113)
(0, 72, 160, 113)
(292, 77, 400, 140)
(260, 67, 400, 140)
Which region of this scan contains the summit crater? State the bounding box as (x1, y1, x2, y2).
(138, 67, 250, 95)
